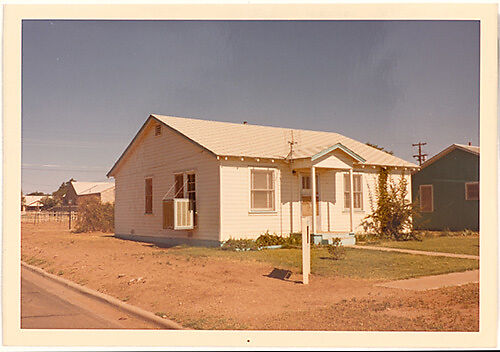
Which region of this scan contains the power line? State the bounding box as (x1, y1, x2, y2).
(412, 142, 428, 166)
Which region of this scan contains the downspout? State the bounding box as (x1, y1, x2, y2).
(349, 168, 354, 233)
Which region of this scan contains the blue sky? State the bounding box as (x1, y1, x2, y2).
(22, 20, 479, 194)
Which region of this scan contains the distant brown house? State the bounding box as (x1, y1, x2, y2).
(64, 181, 115, 206)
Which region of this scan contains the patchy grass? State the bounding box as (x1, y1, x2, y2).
(162, 245, 478, 280)
(358, 236, 479, 256)
(21, 223, 479, 331)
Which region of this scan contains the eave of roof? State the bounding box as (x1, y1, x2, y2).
(108, 114, 417, 176)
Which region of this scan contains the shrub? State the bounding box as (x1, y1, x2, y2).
(74, 197, 114, 233)
(354, 233, 380, 244)
(461, 229, 479, 237)
(256, 231, 286, 247)
(325, 238, 346, 260)
(221, 238, 259, 251)
(284, 233, 302, 247)
(361, 168, 419, 241)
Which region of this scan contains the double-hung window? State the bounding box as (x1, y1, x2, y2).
(250, 169, 275, 211)
(344, 173, 363, 210)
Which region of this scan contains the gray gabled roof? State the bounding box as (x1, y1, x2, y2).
(108, 114, 418, 176)
(420, 143, 480, 169)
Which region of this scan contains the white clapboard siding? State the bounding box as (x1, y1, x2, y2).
(219, 158, 412, 240)
(219, 159, 302, 241)
(113, 120, 220, 241)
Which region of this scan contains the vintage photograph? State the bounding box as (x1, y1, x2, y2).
(20, 18, 481, 333)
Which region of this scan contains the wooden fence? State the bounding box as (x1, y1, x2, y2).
(21, 211, 78, 224)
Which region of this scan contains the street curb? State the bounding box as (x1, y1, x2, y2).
(21, 261, 186, 330)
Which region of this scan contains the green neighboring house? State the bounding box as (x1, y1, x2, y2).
(412, 144, 479, 231)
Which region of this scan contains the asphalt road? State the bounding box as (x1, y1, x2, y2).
(21, 266, 158, 329)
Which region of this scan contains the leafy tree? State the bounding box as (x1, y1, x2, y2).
(27, 191, 47, 196)
(40, 196, 61, 210)
(361, 167, 419, 240)
(366, 142, 394, 155)
(74, 197, 114, 233)
(52, 178, 76, 204)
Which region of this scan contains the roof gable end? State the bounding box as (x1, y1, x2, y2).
(311, 143, 366, 163)
(420, 144, 479, 170)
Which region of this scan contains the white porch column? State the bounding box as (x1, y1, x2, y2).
(349, 168, 354, 233)
(311, 166, 317, 235)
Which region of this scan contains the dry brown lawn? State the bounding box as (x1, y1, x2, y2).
(21, 222, 479, 331)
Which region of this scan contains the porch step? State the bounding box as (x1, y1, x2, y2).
(313, 233, 356, 246)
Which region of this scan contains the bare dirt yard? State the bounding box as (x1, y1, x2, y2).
(21, 223, 479, 331)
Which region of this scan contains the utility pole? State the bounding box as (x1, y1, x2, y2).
(287, 130, 297, 160)
(412, 142, 428, 166)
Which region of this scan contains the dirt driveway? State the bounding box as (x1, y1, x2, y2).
(21, 223, 479, 331)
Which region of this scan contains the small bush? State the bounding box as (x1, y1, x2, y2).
(461, 229, 479, 237)
(354, 233, 380, 244)
(221, 238, 259, 251)
(74, 197, 114, 233)
(256, 231, 286, 247)
(284, 233, 302, 247)
(440, 228, 453, 237)
(325, 238, 346, 260)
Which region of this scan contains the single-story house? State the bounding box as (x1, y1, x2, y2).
(63, 181, 115, 206)
(107, 114, 418, 246)
(412, 143, 479, 231)
(23, 195, 46, 211)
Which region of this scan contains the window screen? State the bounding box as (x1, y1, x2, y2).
(145, 178, 153, 214)
(419, 185, 433, 212)
(465, 182, 479, 200)
(174, 174, 184, 198)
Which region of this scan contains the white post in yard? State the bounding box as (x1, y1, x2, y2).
(311, 166, 317, 236)
(349, 168, 354, 233)
(302, 222, 311, 285)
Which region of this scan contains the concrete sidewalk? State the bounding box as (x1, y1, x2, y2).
(353, 245, 479, 260)
(376, 270, 479, 291)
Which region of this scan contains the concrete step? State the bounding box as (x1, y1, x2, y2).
(313, 233, 356, 246)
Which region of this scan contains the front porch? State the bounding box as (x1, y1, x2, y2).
(293, 143, 366, 242)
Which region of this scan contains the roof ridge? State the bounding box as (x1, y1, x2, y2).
(152, 114, 344, 136)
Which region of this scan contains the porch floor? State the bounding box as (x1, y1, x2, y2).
(312, 232, 356, 246)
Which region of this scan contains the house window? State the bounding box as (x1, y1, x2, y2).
(145, 178, 153, 214)
(465, 182, 479, 200)
(187, 173, 197, 226)
(174, 174, 184, 198)
(419, 184, 433, 212)
(344, 173, 363, 210)
(250, 169, 275, 211)
(155, 124, 162, 136)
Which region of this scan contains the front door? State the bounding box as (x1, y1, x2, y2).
(301, 175, 320, 231)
